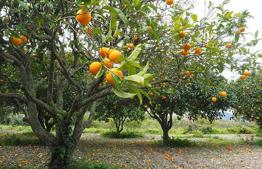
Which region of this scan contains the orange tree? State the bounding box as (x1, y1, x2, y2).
(139, 0, 260, 144)
(95, 95, 144, 135)
(0, 1, 157, 168)
(230, 69, 262, 129)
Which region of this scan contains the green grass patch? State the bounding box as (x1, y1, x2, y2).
(102, 131, 143, 139)
(0, 132, 41, 146)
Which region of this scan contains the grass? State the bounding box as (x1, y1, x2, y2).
(152, 137, 194, 147)
(0, 132, 41, 146)
(102, 131, 144, 139)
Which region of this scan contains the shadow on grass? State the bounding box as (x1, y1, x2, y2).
(102, 131, 144, 139)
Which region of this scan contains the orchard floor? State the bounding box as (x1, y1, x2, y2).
(0, 133, 262, 169)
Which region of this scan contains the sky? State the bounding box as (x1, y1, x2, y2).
(194, 0, 262, 80)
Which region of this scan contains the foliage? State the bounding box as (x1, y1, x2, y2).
(230, 69, 262, 127)
(95, 95, 145, 134)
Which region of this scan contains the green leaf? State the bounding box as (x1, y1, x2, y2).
(95, 68, 103, 79)
(112, 88, 136, 98)
(127, 44, 142, 61)
(125, 75, 144, 85)
(137, 62, 149, 76)
(104, 6, 128, 25)
(191, 14, 198, 22)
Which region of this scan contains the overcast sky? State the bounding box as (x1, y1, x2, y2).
(194, 0, 262, 79)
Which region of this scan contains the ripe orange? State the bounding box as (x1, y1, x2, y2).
(184, 43, 191, 50)
(240, 75, 247, 80)
(109, 49, 122, 63)
(76, 9, 92, 25)
(225, 43, 233, 49)
(184, 71, 192, 77)
(166, 0, 174, 5)
(129, 43, 135, 49)
(20, 35, 28, 44)
(194, 48, 202, 55)
(105, 68, 124, 85)
(239, 27, 245, 33)
(243, 70, 251, 76)
(181, 49, 189, 56)
(99, 47, 110, 58)
(180, 31, 187, 38)
(103, 58, 113, 69)
(11, 36, 23, 46)
(89, 62, 102, 75)
(211, 97, 218, 103)
(219, 91, 228, 97)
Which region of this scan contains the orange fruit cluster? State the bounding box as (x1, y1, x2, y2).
(240, 70, 251, 80)
(89, 47, 124, 85)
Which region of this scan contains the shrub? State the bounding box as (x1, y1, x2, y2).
(192, 130, 204, 138)
(200, 126, 214, 134)
(102, 131, 143, 139)
(0, 133, 41, 146)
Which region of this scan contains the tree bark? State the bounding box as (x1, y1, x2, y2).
(49, 145, 73, 169)
(162, 126, 170, 145)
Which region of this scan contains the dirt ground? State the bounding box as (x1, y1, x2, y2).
(0, 133, 261, 169)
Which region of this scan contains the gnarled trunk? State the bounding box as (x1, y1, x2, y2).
(161, 125, 171, 145)
(49, 145, 74, 169)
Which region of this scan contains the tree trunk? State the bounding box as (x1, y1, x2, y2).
(162, 127, 170, 145)
(49, 145, 73, 169)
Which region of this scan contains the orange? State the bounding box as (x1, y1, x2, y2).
(103, 58, 113, 69)
(181, 49, 189, 56)
(11, 36, 23, 46)
(166, 0, 174, 5)
(180, 31, 187, 38)
(240, 75, 247, 80)
(243, 70, 251, 76)
(129, 43, 135, 49)
(20, 35, 28, 44)
(225, 43, 233, 49)
(184, 71, 192, 77)
(239, 27, 245, 33)
(147, 26, 152, 32)
(235, 30, 241, 35)
(184, 43, 191, 50)
(194, 48, 202, 55)
(133, 34, 139, 43)
(99, 47, 110, 58)
(109, 49, 122, 63)
(89, 62, 102, 75)
(211, 97, 218, 103)
(105, 68, 124, 85)
(76, 9, 92, 25)
(219, 91, 228, 97)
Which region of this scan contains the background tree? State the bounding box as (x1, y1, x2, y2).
(95, 95, 144, 135)
(140, 0, 261, 144)
(230, 69, 262, 128)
